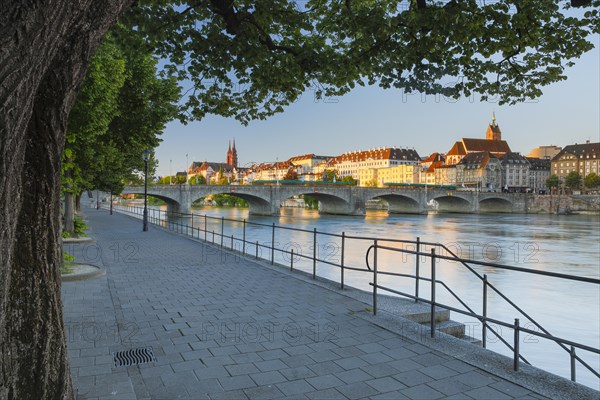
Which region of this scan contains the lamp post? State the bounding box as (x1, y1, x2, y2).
(143, 149, 150, 232)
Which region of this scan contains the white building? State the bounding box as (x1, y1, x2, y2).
(333, 147, 421, 181)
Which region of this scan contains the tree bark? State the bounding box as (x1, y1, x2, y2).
(64, 169, 75, 235)
(0, 1, 133, 398)
(75, 193, 82, 214)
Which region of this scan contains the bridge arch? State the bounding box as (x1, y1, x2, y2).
(479, 197, 513, 213)
(284, 191, 358, 215)
(122, 189, 184, 214)
(191, 191, 275, 216)
(369, 194, 425, 214)
(431, 195, 473, 213)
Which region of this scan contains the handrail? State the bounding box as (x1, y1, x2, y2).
(107, 203, 600, 384)
(366, 242, 600, 380)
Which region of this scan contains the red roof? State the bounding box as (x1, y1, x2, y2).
(461, 138, 511, 154)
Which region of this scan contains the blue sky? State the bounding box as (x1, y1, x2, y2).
(155, 40, 599, 176)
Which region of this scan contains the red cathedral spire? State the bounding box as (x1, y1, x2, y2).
(226, 139, 238, 168)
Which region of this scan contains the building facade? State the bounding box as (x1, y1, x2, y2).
(527, 157, 551, 193)
(551, 141, 600, 180)
(363, 164, 421, 187)
(527, 145, 562, 160)
(435, 165, 457, 186)
(334, 147, 421, 180)
(501, 152, 530, 192)
(455, 152, 502, 191)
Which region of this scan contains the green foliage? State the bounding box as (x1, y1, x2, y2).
(73, 216, 89, 237)
(365, 179, 378, 188)
(62, 26, 180, 201)
(545, 175, 560, 189)
(210, 194, 248, 207)
(565, 171, 582, 189)
(147, 196, 166, 206)
(189, 175, 206, 185)
(156, 175, 186, 184)
(584, 172, 600, 188)
(216, 176, 230, 185)
(61, 251, 75, 275)
(321, 169, 338, 182)
(125, 0, 599, 126)
(341, 176, 357, 185)
(303, 195, 319, 209)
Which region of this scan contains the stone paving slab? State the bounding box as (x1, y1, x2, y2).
(61, 210, 585, 399)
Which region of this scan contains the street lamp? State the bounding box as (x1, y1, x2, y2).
(143, 149, 150, 232)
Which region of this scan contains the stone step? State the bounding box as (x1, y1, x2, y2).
(434, 320, 465, 337)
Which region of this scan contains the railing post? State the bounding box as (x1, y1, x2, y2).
(231, 235, 234, 250)
(415, 237, 420, 303)
(513, 318, 520, 371)
(256, 241, 259, 259)
(290, 249, 294, 271)
(482, 274, 488, 348)
(271, 223, 275, 265)
(340, 232, 345, 289)
(242, 219, 246, 255)
(570, 346, 576, 382)
(204, 215, 207, 241)
(312, 228, 317, 279)
(191, 212, 194, 237)
(373, 240, 378, 316)
(221, 217, 224, 248)
(430, 248, 436, 338)
(212, 230, 215, 244)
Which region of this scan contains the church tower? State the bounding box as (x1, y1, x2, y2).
(226, 139, 238, 168)
(486, 113, 502, 141)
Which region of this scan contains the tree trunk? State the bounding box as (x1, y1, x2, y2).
(63, 168, 75, 235)
(64, 191, 75, 235)
(75, 193, 82, 214)
(0, 1, 133, 398)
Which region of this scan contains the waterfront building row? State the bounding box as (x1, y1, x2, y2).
(181, 119, 598, 192)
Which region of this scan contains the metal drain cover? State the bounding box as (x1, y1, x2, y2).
(113, 347, 157, 367)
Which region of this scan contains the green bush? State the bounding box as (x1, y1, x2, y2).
(73, 216, 88, 237)
(62, 251, 75, 275)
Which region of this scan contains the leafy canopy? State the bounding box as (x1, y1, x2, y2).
(545, 174, 560, 188)
(64, 27, 180, 195)
(584, 172, 600, 188)
(565, 171, 582, 189)
(126, 0, 599, 125)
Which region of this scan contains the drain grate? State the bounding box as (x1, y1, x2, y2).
(113, 347, 157, 367)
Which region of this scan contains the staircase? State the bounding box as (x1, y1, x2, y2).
(377, 295, 481, 345)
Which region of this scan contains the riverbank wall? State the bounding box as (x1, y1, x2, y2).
(525, 194, 600, 214)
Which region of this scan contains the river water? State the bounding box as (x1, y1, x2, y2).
(140, 204, 599, 389)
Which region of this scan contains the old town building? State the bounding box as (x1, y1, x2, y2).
(456, 152, 502, 191)
(501, 152, 530, 192)
(551, 141, 600, 180)
(333, 147, 421, 181)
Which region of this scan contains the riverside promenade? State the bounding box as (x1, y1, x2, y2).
(62, 210, 586, 399)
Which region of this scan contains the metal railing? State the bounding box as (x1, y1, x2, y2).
(108, 204, 600, 385)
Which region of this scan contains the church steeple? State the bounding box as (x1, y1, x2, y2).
(486, 113, 501, 141)
(226, 138, 238, 168)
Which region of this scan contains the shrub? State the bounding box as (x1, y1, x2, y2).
(62, 251, 75, 275)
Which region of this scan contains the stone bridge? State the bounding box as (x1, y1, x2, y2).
(122, 184, 529, 216)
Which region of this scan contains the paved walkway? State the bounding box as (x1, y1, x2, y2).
(63, 209, 551, 400)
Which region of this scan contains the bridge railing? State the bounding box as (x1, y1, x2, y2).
(107, 203, 600, 387)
